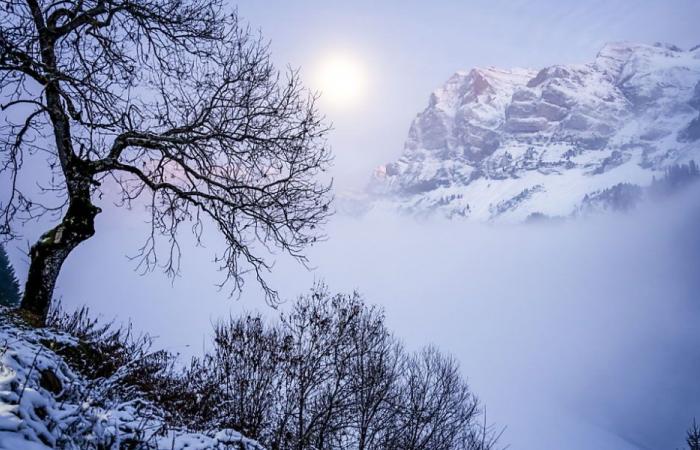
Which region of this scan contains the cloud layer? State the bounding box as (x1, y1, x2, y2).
(8, 184, 699, 450)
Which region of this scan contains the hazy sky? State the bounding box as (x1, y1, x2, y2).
(234, 0, 700, 189)
(4, 1, 700, 449)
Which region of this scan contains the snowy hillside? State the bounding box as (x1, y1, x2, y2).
(364, 42, 700, 221)
(0, 311, 264, 450)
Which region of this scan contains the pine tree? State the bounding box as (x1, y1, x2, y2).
(689, 419, 700, 450)
(0, 244, 21, 307)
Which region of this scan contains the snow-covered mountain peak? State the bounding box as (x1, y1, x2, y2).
(362, 42, 700, 222)
(426, 67, 534, 120)
(594, 41, 650, 78)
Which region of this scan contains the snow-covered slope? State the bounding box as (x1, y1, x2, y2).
(366, 42, 700, 221)
(0, 313, 264, 450)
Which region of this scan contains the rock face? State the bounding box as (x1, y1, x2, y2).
(368, 42, 700, 221)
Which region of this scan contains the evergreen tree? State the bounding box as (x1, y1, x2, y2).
(0, 245, 21, 307)
(689, 419, 700, 450)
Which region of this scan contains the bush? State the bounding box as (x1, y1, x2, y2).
(46, 286, 502, 450)
(187, 285, 501, 450)
(45, 303, 196, 426)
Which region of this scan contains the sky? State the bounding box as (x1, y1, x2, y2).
(234, 0, 700, 189)
(4, 1, 700, 449)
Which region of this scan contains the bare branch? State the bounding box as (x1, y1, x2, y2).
(1, 0, 332, 320)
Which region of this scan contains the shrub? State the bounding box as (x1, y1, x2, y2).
(187, 285, 501, 450)
(45, 286, 502, 450)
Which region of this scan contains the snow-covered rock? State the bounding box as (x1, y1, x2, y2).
(0, 312, 264, 450)
(365, 42, 700, 221)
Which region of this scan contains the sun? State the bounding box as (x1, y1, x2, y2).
(314, 53, 368, 109)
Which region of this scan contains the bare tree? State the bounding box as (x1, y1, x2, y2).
(176, 286, 501, 450)
(345, 303, 403, 450)
(457, 412, 505, 450)
(395, 346, 480, 450)
(207, 314, 282, 439)
(0, 0, 331, 323)
(276, 287, 360, 450)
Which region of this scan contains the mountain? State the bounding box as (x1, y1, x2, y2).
(363, 42, 700, 221)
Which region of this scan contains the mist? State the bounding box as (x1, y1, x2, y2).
(288, 190, 700, 450)
(2, 181, 694, 450)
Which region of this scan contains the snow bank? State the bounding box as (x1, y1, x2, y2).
(0, 310, 264, 450)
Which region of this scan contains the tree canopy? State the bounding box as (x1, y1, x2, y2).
(0, 0, 332, 322)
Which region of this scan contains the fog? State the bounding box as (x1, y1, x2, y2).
(4, 181, 697, 450)
(281, 191, 700, 450)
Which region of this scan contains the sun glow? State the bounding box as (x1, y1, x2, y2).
(314, 53, 368, 109)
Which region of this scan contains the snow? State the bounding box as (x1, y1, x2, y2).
(363, 41, 700, 222)
(0, 312, 265, 450)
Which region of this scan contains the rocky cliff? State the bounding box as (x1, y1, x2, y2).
(367, 42, 700, 221)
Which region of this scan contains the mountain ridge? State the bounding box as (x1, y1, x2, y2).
(356, 41, 700, 221)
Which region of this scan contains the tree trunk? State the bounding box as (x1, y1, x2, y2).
(20, 194, 100, 324)
(16, 5, 101, 325)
